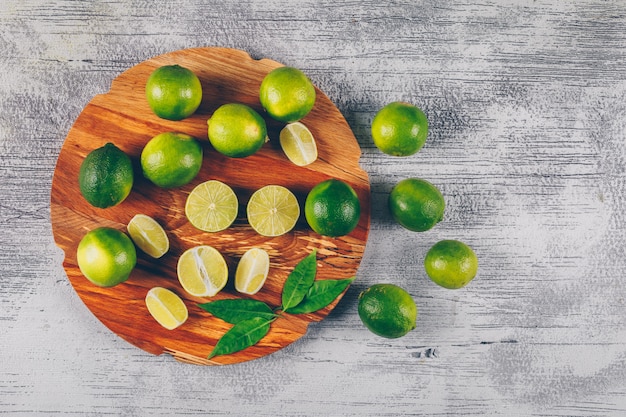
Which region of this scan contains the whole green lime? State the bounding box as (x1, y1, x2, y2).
(304, 179, 360, 237)
(371, 102, 429, 156)
(424, 240, 478, 289)
(140, 132, 203, 188)
(207, 103, 267, 158)
(145, 64, 203, 121)
(77, 227, 137, 287)
(389, 178, 444, 232)
(79, 143, 134, 209)
(259, 66, 316, 123)
(358, 283, 417, 339)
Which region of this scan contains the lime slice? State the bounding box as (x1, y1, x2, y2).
(177, 245, 228, 297)
(127, 214, 169, 258)
(145, 287, 188, 330)
(279, 122, 318, 166)
(185, 180, 238, 232)
(247, 185, 300, 237)
(235, 248, 270, 295)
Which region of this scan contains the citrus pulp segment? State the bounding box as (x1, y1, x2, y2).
(246, 185, 300, 237)
(279, 122, 318, 166)
(177, 245, 228, 297)
(235, 248, 270, 295)
(145, 287, 189, 330)
(127, 214, 169, 258)
(185, 180, 239, 232)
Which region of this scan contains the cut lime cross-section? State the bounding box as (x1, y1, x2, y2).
(177, 245, 228, 297)
(127, 214, 169, 258)
(279, 122, 318, 166)
(185, 180, 238, 232)
(246, 185, 300, 237)
(145, 287, 188, 330)
(235, 248, 270, 295)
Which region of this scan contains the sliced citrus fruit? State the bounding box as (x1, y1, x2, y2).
(185, 180, 238, 232)
(177, 245, 228, 297)
(279, 122, 318, 166)
(235, 248, 270, 295)
(145, 287, 188, 330)
(127, 214, 169, 258)
(246, 185, 300, 237)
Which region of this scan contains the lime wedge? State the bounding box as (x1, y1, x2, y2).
(279, 122, 318, 166)
(247, 185, 300, 237)
(235, 248, 270, 295)
(145, 287, 188, 330)
(185, 180, 238, 232)
(177, 245, 228, 297)
(127, 214, 169, 258)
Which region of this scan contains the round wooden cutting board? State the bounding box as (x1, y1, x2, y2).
(50, 47, 370, 365)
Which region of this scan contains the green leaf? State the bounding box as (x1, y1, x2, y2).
(285, 277, 355, 314)
(281, 250, 318, 311)
(198, 299, 276, 324)
(208, 316, 272, 359)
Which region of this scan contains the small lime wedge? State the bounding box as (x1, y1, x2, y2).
(235, 248, 270, 295)
(145, 287, 188, 330)
(279, 122, 318, 166)
(127, 214, 169, 258)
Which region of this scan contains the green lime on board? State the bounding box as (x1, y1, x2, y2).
(145, 64, 203, 121)
(371, 102, 429, 156)
(259, 66, 316, 123)
(207, 103, 267, 158)
(358, 283, 417, 339)
(305, 179, 360, 237)
(78, 142, 134, 209)
(424, 240, 478, 289)
(76, 227, 137, 287)
(140, 132, 203, 188)
(389, 178, 445, 232)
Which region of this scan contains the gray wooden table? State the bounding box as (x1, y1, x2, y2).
(2, 1, 626, 416)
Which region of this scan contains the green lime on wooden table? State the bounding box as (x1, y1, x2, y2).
(389, 178, 445, 232)
(424, 240, 478, 289)
(145, 64, 202, 121)
(259, 66, 316, 123)
(185, 180, 239, 232)
(371, 101, 429, 157)
(358, 283, 417, 339)
(76, 227, 137, 287)
(247, 185, 300, 237)
(305, 179, 361, 237)
(78, 143, 134, 209)
(141, 132, 203, 188)
(207, 103, 267, 158)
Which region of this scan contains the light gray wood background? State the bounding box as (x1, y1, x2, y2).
(2, 0, 626, 416)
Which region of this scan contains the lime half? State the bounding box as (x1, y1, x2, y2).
(247, 185, 300, 237)
(185, 180, 238, 232)
(177, 245, 228, 297)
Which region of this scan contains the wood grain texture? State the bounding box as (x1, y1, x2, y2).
(50, 47, 370, 365)
(2, 0, 626, 415)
